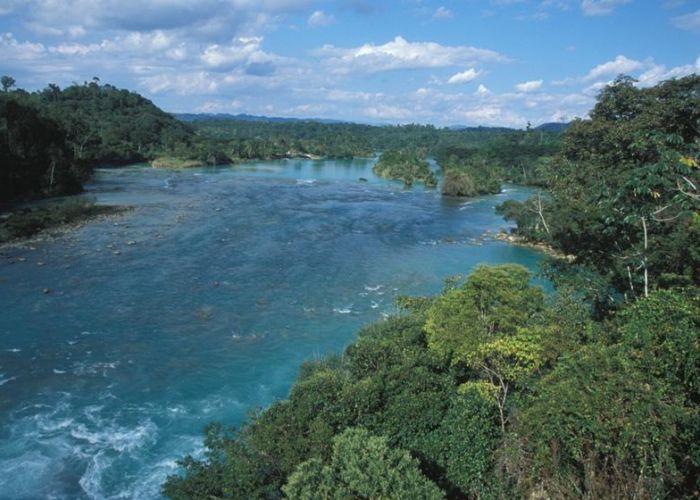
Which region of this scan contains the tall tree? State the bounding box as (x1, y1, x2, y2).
(1, 75, 15, 92)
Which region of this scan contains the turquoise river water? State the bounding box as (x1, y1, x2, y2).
(0, 158, 544, 498)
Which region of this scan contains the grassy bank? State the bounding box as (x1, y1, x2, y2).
(0, 197, 123, 244)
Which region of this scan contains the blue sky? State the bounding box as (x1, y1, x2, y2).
(0, 0, 698, 127)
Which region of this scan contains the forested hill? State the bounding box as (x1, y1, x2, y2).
(1, 79, 194, 202)
(534, 122, 570, 132)
(38, 81, 194, 164)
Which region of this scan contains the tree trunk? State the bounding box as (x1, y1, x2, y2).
(626, 265, 635, 298)
(641, 216, 649, 298)
(49, 159, 56, 192)
(531, 192, 551, 237)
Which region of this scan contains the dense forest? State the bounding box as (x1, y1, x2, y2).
(164, 75, 700, 499)
(0, 78, 194, 202)
(499, 75, 700, 304)
(187, 119, 373, 159)
(189, 118, 560, 189)
(1, 76, 559, 206)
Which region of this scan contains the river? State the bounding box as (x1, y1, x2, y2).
(0, 158, 544, 498)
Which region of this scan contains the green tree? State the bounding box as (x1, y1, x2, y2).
(162, 423, 276, 500)
(372, 149, 436, 188)
(283, 428, 444, 499)
(425, 264, 547, 431)
(425, 264, 544, 361)
(517, 344, 690, 498)
(418, 391, 501, 497)
(1, 75, 15, 92)
(508, 75, 700, 295)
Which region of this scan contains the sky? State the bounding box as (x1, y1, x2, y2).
(0, 0, 698, 127)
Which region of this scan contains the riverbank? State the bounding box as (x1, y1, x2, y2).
(493, 230, 573, 260)
(151, 157, 207, 169)
(0, 199, 127, 247)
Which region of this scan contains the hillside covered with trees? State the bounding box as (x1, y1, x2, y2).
(164, 75, 700, 499)
(0, 78, 195, 202)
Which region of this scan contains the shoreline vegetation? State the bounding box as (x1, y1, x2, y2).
(0, 197, 126, 245)
(151, 157, 207, 169)
(492, 230, 573, 260)
(371, 149, 438, 188)
(150, 150, 326, 169)
(438, 154, 502, 197)
(164, 75, 700, 499)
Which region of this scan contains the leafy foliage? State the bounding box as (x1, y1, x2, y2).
(436, 128, 560, 196)
(35, 80, 194, 164)
(516, 289, 700, 498)
(283, 428, 444, 499)
(0, 95, 88, 200)
(501, 75, 700, 295)
(372, 149, 437, 187)
(0, 197, 120, 243)
(1, 76, 564, 203)
(1, 79, 196, 202)
(425, 264, 544, 362)
(517, 344, 687, 498)
(6, 73, 692, 500)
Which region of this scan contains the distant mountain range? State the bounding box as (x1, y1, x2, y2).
(173, 113, 571, 132)
(535, 122, 571, 132)
(174, 113, 347, 124)
(446, 125, 516, 132)
(446, 122, 571, 132)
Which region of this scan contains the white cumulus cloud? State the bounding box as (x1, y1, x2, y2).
(461, 106, 528, 128)
(515, 79, 543, 92)
(580, 0, 631, 16)
(447, 68, 481, 84)
(364, 104, 414, 121)
(326, 89, 383, 102)
(308, 10, 335, 27)
(636, 55, 700, 87)
(195, 99, 243, 113)
(475, 84, 491, 95)
(139, 71, 220, 95)
(0, 32, 45, 60)
(200, 36, 284, 74)
(584, 55, 642, 80)
(316, 36, 508, 74)
(671, 9, 700, 31)
(433, 6, 453, 19)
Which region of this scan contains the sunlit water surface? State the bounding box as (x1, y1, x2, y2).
(0, 159, 544, 498)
